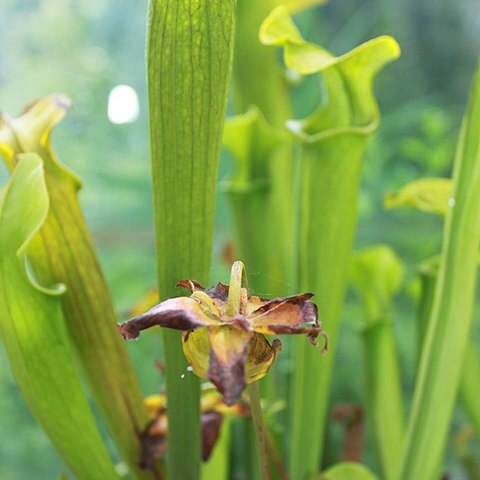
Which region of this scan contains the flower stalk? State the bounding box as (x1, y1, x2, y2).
(248, 381, 271, 480)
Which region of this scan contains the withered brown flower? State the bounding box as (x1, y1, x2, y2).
(119, 261, 328, 405)
(140, 388, 247, 469)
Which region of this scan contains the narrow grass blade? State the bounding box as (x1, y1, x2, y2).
(386, 169, 480, 473)
(147, 1, 236, 478)
(260, 7, 400, 478)
(0, 97, 156, 479)
(248, 382, 271, 480)
(0, 154, 118, 480)
(415, 259, 480, 444)
(397, 62, 480, 479)
(350, 246, 405, 480)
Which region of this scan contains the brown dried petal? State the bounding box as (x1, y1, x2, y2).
(177, 279, 206, 293)
(244, 335, 282, 384)
(207, 326, 253, 406)
(206, 282, 230, 302)
(183, 327, 281, 404)
(139, 417, 168, 470)
(201, 411, 223, 461)
(118, 296, 220, 340)
(177, 279, 230, 304)
(247, 293, 322, 344)
(139, 409, 224, 468)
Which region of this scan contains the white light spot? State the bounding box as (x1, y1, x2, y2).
(448, 198, 455, 208)
(108, 85, 139, 124)
(186, 366, 193, 372)
(286, 120, 302, 134)
(115, 461, 129, 476)
(180, 373, 185, 379)
(285, 68, 302, 85)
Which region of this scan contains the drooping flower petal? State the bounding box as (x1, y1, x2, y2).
(201, 411, 224, 461)
(207, 326, 253, 406)
(182, 326, 281, 405)
(140, 388, 237, 468)
(244, 334, 282, 384)
(182, 328, 211, 379)
(118, 296, 221, 340)
(248, 293, 325, 347)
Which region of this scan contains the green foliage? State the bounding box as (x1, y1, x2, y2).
(222, 107, 289, 294)
(0, 154, 118, 480)
(3, 1, 480, 479)
(314, 462, 378, 480)
(147, 1, 236, 478)
(0, 96, 157, 480)
(398, 63, 480, 479)
(351, 246, 405, 480)
(259, 7, 399, 478)
(385, 178, 453, 216)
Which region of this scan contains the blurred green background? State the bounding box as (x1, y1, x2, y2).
(1, 0, 479, 478)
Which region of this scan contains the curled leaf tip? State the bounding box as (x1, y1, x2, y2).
(0, 95, 81, 188)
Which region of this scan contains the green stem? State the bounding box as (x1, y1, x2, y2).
(363, 320, 404, 480)
(265, 423, 289, 480)
(257, 14, 399, 476)
(460, 342, 480, 438)
(248, 382, 271, 480)
(147, 1, 236, 478)
(397, 62, 480, 480)
(291, 133, 364, 478)
(416, 260, 480, 442)
(350, 246, 405, 480)
(234, 1, 290, 126)
(415, 266, 437, 368)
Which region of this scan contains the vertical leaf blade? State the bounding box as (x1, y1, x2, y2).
(147, 1, 236, 478)
(0, 154, 118, 480)
(0, 97, 156, 480)
(350, 246, 405, 480)
(260, 9, 399, 477)
(398, 63, 480, 479)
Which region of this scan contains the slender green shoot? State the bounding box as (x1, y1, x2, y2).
(397, 62, 480, 480)
(248, 382, 271, 480)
